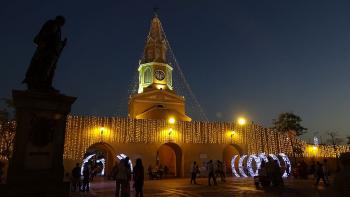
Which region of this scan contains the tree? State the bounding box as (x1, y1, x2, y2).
(347, 136, 350, 145)
(272, 112, 307, 163)
(0, 98, 16, 160)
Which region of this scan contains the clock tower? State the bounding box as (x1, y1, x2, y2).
(128, 14, 191, 121)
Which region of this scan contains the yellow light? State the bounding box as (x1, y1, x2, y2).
(237, 117, 247, 126)
(156, 84, 165, 90)
(168, 117, 175, 124)
(313, 146, 317, 151)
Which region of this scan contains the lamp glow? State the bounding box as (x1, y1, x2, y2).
(168, 117, 175, 124)
(237, 117, 247, 126)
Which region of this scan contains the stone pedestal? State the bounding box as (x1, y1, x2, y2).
(0, 90, 76, 197)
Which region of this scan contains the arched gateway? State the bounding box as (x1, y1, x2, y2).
(82, 142, 116, 178)
(223, 144, 243, 174)
(157, 143, 183, 177)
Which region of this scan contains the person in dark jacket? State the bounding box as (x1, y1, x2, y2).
(82, 167, 90, 192)
(71, 163, 81, 192)
(133, 158, 144, 197)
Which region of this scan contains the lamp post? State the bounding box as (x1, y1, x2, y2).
(168, 128, 173, 142)
(168, 117, 175, 142)
(230, 130, 235, 144)
(100, 127, 105, 142)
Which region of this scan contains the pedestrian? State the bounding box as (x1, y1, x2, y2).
(207, 160, 217, 186)
(0, 161, 4, 184)
(309, 161, 316, 179)
(82, 167, 90, 192)
(323, 159, 329, 183)
(258, 160, 270, 187)
(148, 165, 153, 180)
(222, 161, 226, 182)
(190, 161, 197, 184)
(71, 163, 81, 192)
(315, 161, 328, 186)
(133, 158, 144, 197)
(124, 157, 132, 195)
(164, 165, 169, 177)
(271, 160, 283, 187)
(333, 152, 350, 196)
(116, 158, 131, 197)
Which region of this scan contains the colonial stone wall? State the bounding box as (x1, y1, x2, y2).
(63, 116, 292, 161)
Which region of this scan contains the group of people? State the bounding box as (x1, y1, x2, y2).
(70, 163, 92, 192)
(293, 159, 330, 186)
(70, 157, 145, 197)
(256, 159, 284, 188)
(206, 160, 227, 186)
(111, 157, 144, 197)
(147, 164, 169, 179)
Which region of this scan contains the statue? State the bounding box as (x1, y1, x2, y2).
(22, 16, 67, 92)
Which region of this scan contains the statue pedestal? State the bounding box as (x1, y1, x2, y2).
(0, 90, 76, 197)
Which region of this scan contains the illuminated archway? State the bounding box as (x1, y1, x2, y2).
(223, 144, 242, 175)
(81, 142, 116, 178)
(157, 143, 183, 177)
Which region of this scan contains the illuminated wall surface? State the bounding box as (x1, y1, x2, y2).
(61, 116, 350, 160)
(0, 116, 348, 161)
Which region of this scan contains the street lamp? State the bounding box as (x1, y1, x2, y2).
(230, 130, 235, 144)
(100, 127, 105, 142)
(168, 128, 173, 142)
(237, 117, 247, 126)
(168, 117, 175, 125)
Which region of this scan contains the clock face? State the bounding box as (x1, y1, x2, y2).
(154, 70, 165, 81)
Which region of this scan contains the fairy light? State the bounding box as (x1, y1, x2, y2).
(60, 116, 348, 162)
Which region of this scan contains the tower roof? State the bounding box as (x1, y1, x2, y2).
(141, 14, 168, 64)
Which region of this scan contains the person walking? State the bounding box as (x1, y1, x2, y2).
(116, 159, 130, 197)
(315, 161, 328, 186)
(333, 152, 350, 196)
(71, 163, 81, 192)
(190, 161, 197, 184)
(323, 159, 329, 183)
(207, 160, 217, 186)
(82, 167, 90, 192)
(133, 158, 144, 197)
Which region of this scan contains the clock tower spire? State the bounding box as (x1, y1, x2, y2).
(128, 13, 191, 122)
(137, 14, 173, 94)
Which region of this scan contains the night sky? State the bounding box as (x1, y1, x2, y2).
(1, 0, 350, 141)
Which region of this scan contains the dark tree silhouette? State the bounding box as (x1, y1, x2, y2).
(272, 112, 307, 162)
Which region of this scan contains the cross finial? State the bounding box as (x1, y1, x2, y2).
(153, 6, 159, 17)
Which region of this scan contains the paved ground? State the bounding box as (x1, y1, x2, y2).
(70, 177, 332, 197)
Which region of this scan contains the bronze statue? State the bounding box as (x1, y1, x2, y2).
(23, 16, 67, 92)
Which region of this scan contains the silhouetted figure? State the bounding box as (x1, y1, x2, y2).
(0, 161, 4, 184)
(258, 160, 270, 187)
(333, 152, 350, 195)
(71, 163, 81, 192)
(207, 160, 217, 186)
(315, 161, 328, 186)
(23, 16, 67, 91)
(164, 165, 169, 177)
(82, 168, 90, 192)
(133, 158, 144, 197)
(323, 159, 329, 183)
(190, 161, 197, 184)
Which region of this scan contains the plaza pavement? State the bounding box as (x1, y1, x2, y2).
(70, 177, 332, 197)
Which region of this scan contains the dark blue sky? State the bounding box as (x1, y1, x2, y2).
(1, 0, 350, 141)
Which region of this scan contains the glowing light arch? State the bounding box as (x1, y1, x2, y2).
(238, 155, 248, 177)
(247, 155, 261, 177)
(117, 153, 134, 172)
(231, 155, 240, 177)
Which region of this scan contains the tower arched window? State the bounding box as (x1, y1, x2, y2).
(144, 68, 152, 84)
